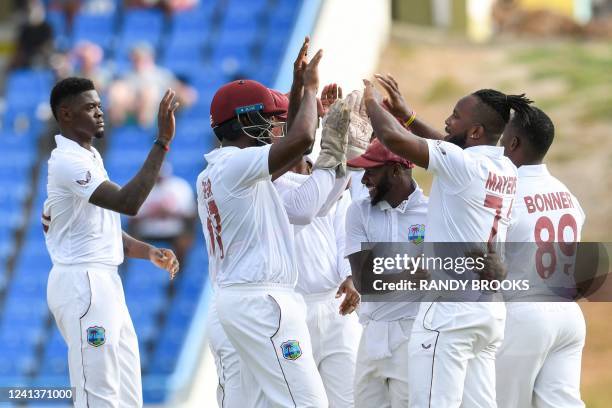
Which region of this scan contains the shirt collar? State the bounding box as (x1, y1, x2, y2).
(55, 134, 97, 158)
(518, 164, 549, 177)
(465, 145, 504, 158)
(376, 181, 424, 213)
(204, 146, 239, 164)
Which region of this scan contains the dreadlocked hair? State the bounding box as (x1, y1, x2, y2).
(509, 106, 555, 159)
(472, 89, 533, 139)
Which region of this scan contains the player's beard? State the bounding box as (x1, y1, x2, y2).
(445, 130, 467, 148)
(371, 175, 391, 206)
(94, 130, 104, 139)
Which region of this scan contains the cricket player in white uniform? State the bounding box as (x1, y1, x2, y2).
(365, 75, 533, 407)
(196, 43, 350, 406)
(43, 77, 180, 407)
(273, 87, 366, 407)
(203, 79, 357, 406)
(496, 106, 586, 408)
(344, 138, 428, 407)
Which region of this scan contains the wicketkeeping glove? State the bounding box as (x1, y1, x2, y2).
(345, 90, 373, 161)
(314, 99, 350, 177)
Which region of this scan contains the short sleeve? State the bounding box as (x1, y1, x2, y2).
(222, 144, 272, 193)
(54, 157, 106, 200)
(345, 201, 368, 257)
(274, 169, 335, 225)
(425, 139, 472, 190)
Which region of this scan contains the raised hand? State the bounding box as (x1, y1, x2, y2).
(303, 49, 323, 92)
(314, 98, 350, 176)
(293, 37, 310, 85)
(320, 83, 343, 117)
(362, 79, 384, 106)
(157, 89, 180, 145)
(374, 73, 413, 122)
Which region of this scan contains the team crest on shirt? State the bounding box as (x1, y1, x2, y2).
(87, 326, 105, 347)
(280, 340, 302, 360)
(76, 171, 92, 186)
(408, 224, 425, 244)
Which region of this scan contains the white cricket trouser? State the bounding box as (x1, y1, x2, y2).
(216, 285, 328, 408)
(207, 298, 244, 408)
(47, 263, 142, 408)
(408, 302, 506, 408)
(354, 319, 414, 408)
(496, 302, 585, 408)
(304, 290, 361, 408)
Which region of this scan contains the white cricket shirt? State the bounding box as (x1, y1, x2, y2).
(505, 164, 585, 300)
(43, 135, 123, 266)
(425, 139, 518, 244)
(345, 183, 428, 358)
(274, 171, 351, 294)
(345, 183, 429, 322)
(196, 145, 297, 287)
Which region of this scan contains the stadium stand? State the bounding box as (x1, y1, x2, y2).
(0, 0, 304, 403)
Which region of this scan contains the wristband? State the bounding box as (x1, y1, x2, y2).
(154, 139, 170, 151)
(403, 111, 417, 129)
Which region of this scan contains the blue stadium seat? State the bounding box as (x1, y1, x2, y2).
(169, 8, 211, 38)
(171, 119, 212, 151)
(148, 336, 181, 375)
(121, 9, 165, 44)
(3, 69, 54, 135)
(270, 0, 300, 29)
(125, 286, 167, 319)
(46, 9, 69, 50)
(0, 344, 36, 377)
(124, 257, 168, 280)
(159, 35, 205, 78)
(108, 125, 153, 150)
(42, 328, 68, 363)
(73, 11, 116, 51)
(5, 69, 54, 102)
(3, 291, 48, 324)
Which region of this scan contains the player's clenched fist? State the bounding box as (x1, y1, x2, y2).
(302, 49, 323, 92)
(156, 88, 180, 145)
(149, 247, 180, 280)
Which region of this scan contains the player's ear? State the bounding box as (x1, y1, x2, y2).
(510, 135, 520, 151)
(471, 124, 485, 140)
(58, 103, 72, 123)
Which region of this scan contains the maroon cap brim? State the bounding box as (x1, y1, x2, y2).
(347, 155, 385, 169)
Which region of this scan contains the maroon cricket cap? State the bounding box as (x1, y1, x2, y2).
(347, 138, 415, 169)
(269, 89, 289, 120)
(210, 80, 288, 127)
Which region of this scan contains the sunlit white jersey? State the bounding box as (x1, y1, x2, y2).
(44, 135, 123, 266)
(425, 140, 518, 245)
(505, 164, 585, 300)
(196, 145, 297, 287)
(345, 183, 429, 322)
